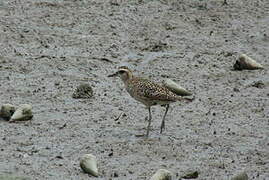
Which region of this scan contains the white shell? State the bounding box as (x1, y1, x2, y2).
(150, 169, 172, 180)
(0, 104, 17, 120)
(163, 79, 192, 96)
(80, 154, 98, 177)
(10, 104, 33, 122)
(234, 54, 263, 70)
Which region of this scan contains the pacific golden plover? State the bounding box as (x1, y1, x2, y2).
(110, 66, 193, 137)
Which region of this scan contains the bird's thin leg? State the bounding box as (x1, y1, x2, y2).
(146, 107, 152, 137)
(160, 104, 169, 134)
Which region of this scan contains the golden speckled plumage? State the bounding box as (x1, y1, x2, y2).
(126, 77, 180, 107)
(113, 66, 191, 137)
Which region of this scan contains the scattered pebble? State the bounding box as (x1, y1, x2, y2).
(248, 80, 266, 89)
(9, 104, 33, 122)
(231, 172, 248, 180)
(80, 154, 99, 177)
(113, 172, 119, 177)
(0, 104, 17, 120)
(163, 79, 192, 96)
(181, 170, 199, 179)
(233, 88, 240, 92)
(72, 84, 93, 99)
(234, 54, 263, 70)
(150, 169, 172, 180)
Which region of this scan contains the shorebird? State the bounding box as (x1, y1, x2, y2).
(109, 66, 192, 137)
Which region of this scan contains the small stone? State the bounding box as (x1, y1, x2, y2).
(248, 81, 266, 89)
(150, 169, 172, 180)
(181, 170, 199, 179)
(234, 54, 263, 70)
(72, 84, 93, 99)
(0, 104, 17, 120)
(231, 172, 248, 180)
(233, 88, 240, 92)
(54, 81, 60, 86)
(9, 104, 33, 122)
(113, 172, 119, 177)
(80, 154, 98, 177)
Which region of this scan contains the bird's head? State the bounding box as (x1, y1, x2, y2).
(108, 66, 133, 82)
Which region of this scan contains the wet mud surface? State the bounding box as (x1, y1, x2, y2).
(0, 0, 268, 179)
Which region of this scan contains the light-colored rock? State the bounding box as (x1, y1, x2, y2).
(0, 104, 17, 120)
(163, 79, 192, 96)
(150, 169, 172, 180)
(80, 154, 98, 177)
(234, 54, 263, 70)
(9, 104, 33, 122)
(231, 172, 248, 180)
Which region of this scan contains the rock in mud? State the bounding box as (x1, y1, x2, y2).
(80, 154, 99, 177)
(233, 54, 263, 70)
(247, 80, 266, 89)
(150, 169, 172, 180)
(72, 83, 93, 99)
(181, 170, 199, 179)
(163, 79, 192, 96)
(0, 104, 17, 120)
(231, 172, 248, 180)
(9, 104, 33, 122)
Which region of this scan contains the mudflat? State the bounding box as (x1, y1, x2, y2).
(0, 0, 268, 179)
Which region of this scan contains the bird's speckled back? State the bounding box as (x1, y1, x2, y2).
(124, 76, 180, 106)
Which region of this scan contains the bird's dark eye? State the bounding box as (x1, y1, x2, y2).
(118, 70, 125, 74)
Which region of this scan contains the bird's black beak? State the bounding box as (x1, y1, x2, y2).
(108, 71, 119, 77)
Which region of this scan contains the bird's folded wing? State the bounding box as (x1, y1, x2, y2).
(136, 80, 177, 102)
